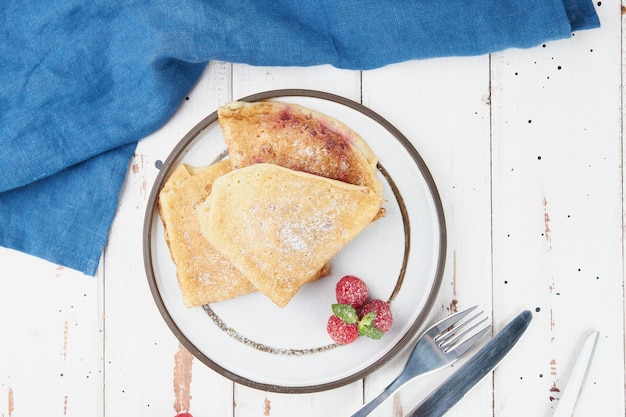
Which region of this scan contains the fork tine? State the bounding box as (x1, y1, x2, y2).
(446, 323, 492, 357)
(438, 311, 488, 347)
(429, 305, 478, 336)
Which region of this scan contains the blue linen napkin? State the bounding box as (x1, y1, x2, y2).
(0, 0, 599, 276)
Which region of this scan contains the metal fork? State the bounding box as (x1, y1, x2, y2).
(350, 305, 491, 417)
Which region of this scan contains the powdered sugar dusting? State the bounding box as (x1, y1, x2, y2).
(277, 206, 337, 253)
(238, 183, 345, 278)
(278, 221, 308, 252)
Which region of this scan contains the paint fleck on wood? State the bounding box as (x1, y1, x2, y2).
(141, 178, 148, 200)
(7, 387, 14, 417)
(62, 321, 69, 361)
(543, 197, 551, 246)
(131, 153, 149, 200)
(448, 250, 458, 313)
(451, 250, 457, 296)
(133, 153, 147, 172)
(173, 343, 193, 414)
(263, 397, 271, 416)
(549, 382, 561, 401)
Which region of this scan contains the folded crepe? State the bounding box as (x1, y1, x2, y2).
(157, 160, 257, 307)
(158, 160, 329, 307)
(196, 163, 383, 307)
(218, 101, 383, 196)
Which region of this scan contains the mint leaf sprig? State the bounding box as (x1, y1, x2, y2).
(331, 303, 384, 340)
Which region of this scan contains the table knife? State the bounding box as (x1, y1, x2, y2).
(405, 309, 533, 417)
(552, 330, 599, 417)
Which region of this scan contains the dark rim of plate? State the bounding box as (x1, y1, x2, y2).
(143, 89, 447, 393)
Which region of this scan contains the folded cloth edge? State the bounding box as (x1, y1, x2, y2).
(0, 143, 137, 276)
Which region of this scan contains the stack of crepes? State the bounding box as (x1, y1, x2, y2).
(158, 101, 385, 308)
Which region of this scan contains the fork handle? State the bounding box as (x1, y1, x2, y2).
(349, 378, 406, 417)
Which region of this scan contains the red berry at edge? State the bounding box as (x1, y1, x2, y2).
(335, 275, 369, 309)
(359, 299, 393, 333)
(327, 315, 359, 345)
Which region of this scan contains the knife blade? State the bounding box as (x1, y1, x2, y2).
(552, 330, 599, 417)
(406, 310, 533, 417)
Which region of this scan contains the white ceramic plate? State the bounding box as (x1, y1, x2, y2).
(143, 90, 446, 392)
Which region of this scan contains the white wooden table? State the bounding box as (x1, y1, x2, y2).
(1, 3, 624, 417)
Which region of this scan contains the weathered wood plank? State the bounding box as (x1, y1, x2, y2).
(0, 251, 101, 417)
(490, 2, 624, 416)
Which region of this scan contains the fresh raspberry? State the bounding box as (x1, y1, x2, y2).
(327, 315, 359, 345)
(175, 413, 193, 417)
(359, 299, 393, 333)
(335, 275, 369, 309)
